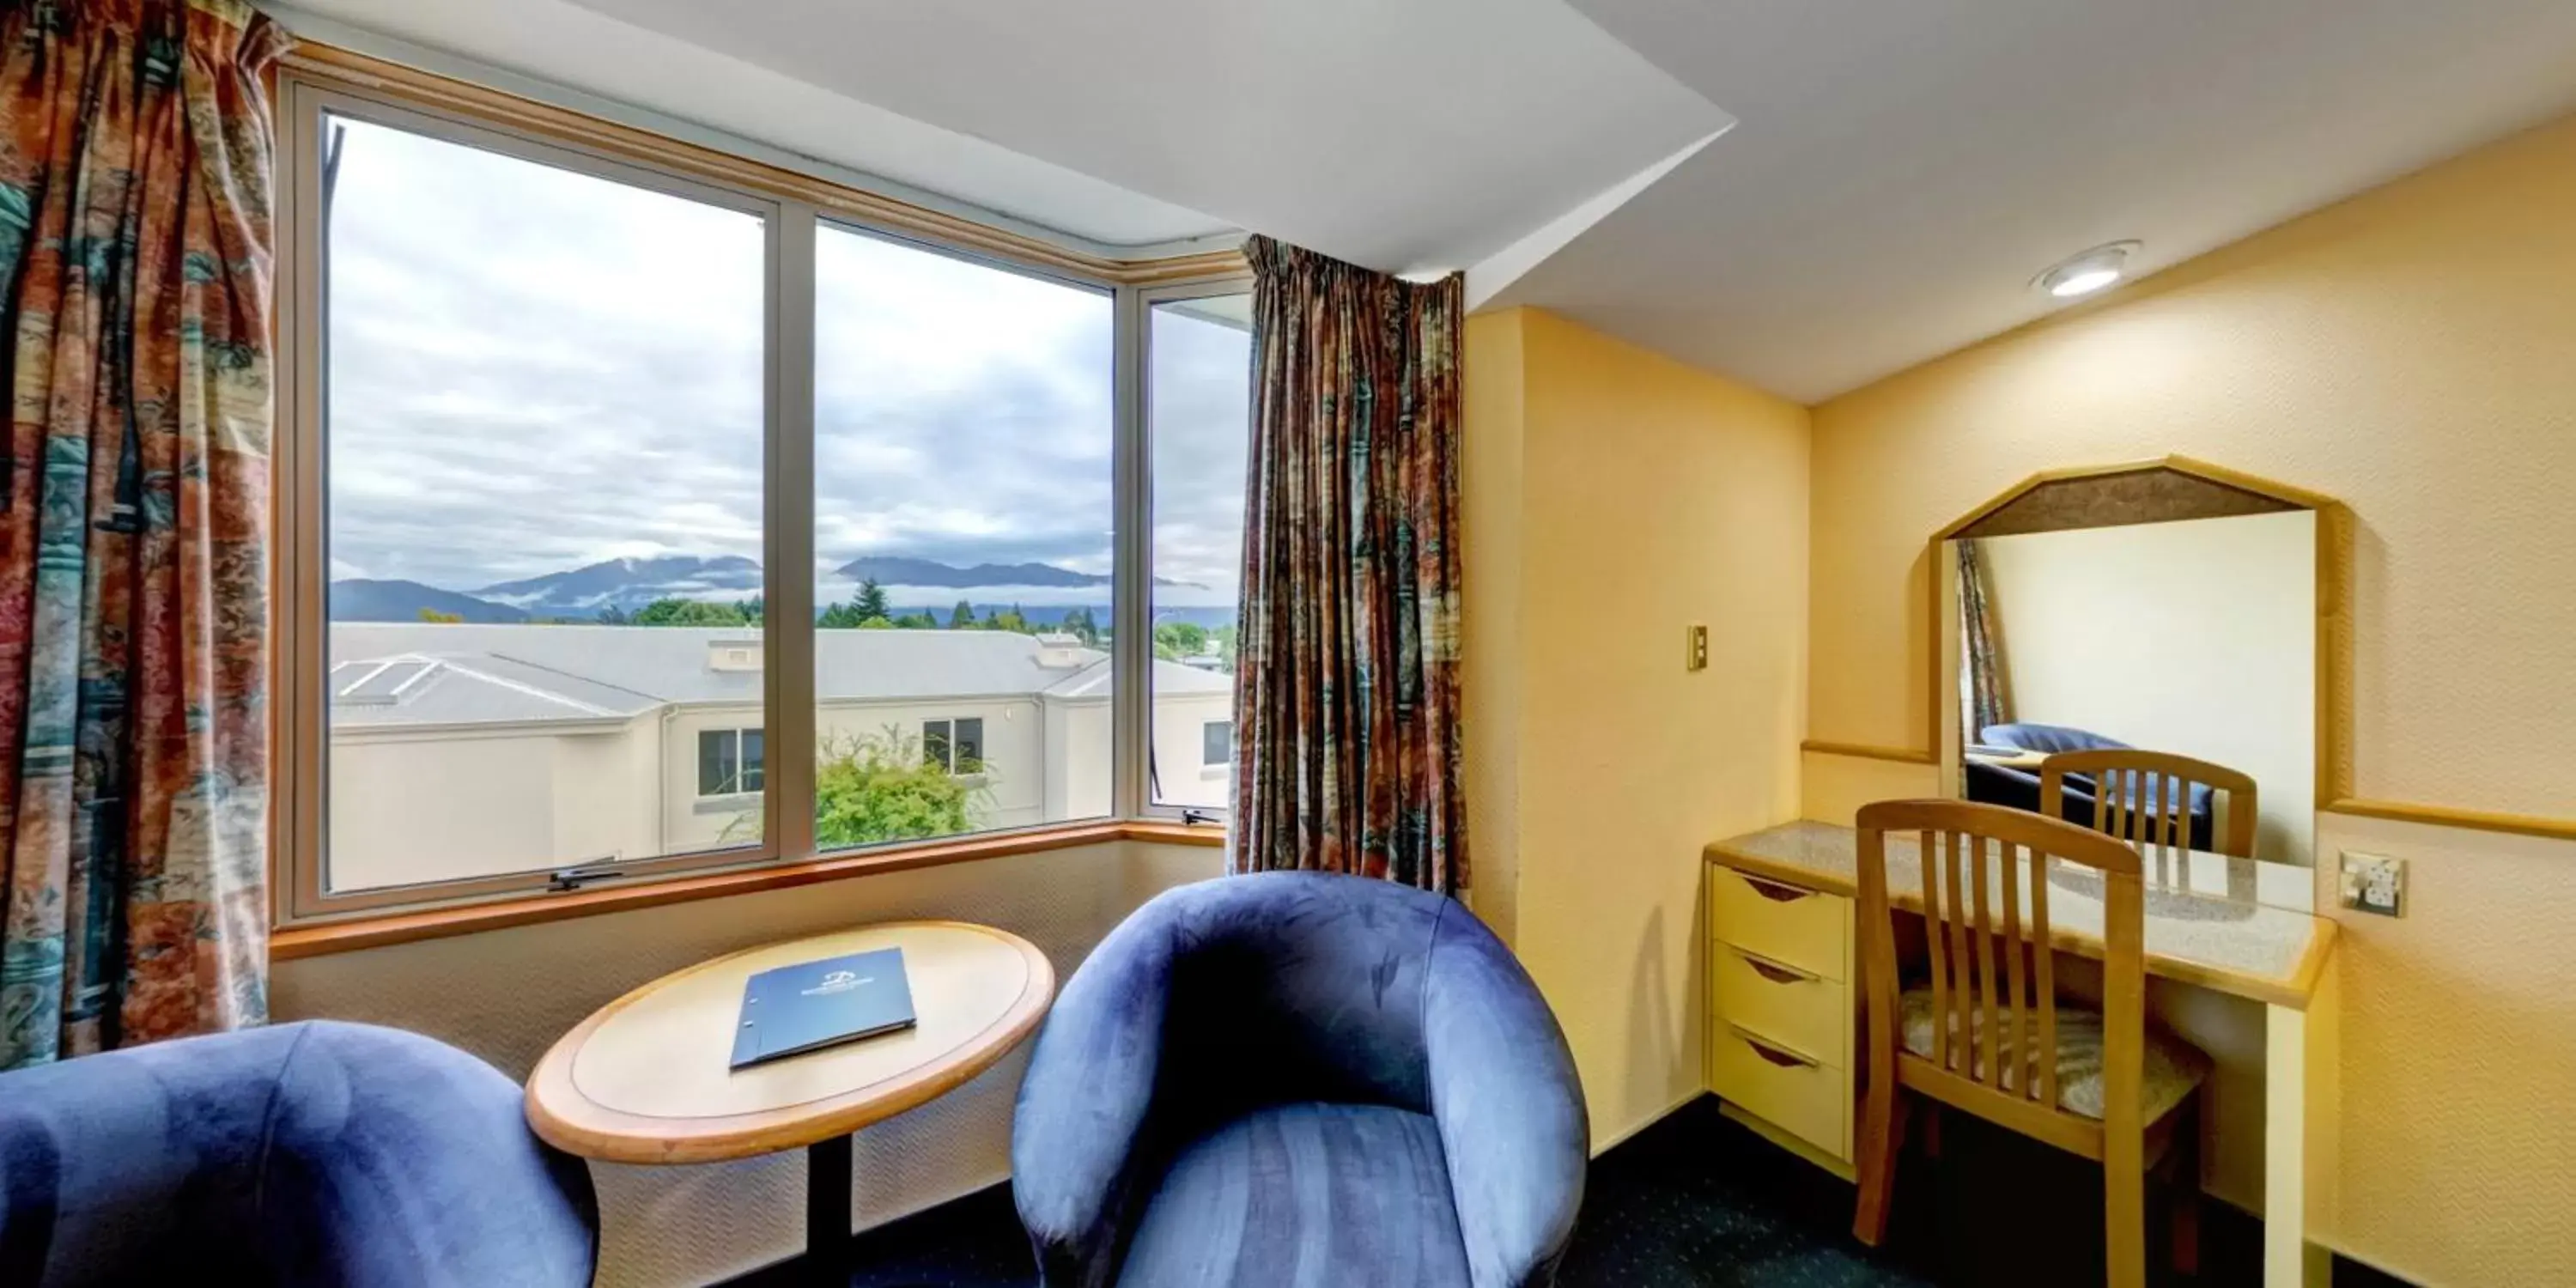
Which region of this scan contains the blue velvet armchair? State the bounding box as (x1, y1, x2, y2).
(1012, 872, 1588, 1288)
(1970, 721, 2217, 850)
(0, 1020, 598, 1287)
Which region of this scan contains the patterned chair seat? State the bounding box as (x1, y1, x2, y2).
(1899, 987, 2208, 1123)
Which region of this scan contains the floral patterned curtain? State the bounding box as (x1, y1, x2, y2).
(1230, 236, 1466, 896)
(0, 0, 285, 1069)
(1957, 538, 2013, 741)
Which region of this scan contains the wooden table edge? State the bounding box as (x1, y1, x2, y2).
(1702, 847, 2332, 1010)
(524, 920, 1056, 1164)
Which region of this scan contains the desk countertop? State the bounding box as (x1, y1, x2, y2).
(1707, 821, 2337, 1010)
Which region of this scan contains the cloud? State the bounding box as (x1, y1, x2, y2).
(323, 114, 1248, 602)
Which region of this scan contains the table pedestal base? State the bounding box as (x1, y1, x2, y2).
(806, 1134, 853, 1282)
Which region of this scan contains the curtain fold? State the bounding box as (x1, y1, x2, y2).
(0, 0, 285, 1069)
(1229, 236, 1465, 896)
(1957, 538, 2012, 740)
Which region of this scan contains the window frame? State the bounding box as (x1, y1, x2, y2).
(1137, 283, 1255, 820)
(271, 52, 1245, 932)
(696, 728, 766, 799)
(920, 717, 988, 776)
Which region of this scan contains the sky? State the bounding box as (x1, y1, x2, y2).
(324, 113, 1249, 611)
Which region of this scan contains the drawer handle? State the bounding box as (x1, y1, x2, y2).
(1739, 874, 1815, 903)
(1740, 952, 1817, 986)
(1734, 1027, 1820, 1070)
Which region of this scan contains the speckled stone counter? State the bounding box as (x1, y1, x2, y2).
(1707, 820, 2336, 1008)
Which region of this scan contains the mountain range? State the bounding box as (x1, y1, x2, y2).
(330, 554, 1194, 623)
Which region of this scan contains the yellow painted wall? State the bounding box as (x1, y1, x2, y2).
(1465, 307, 1809, 1148)
(1807, 110, 2576, 1285)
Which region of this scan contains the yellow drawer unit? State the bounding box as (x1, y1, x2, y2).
(1708, 1023, 1850, 1161)
(1710, 942, 1849, 1069)
(1704, 858, 1858, 1170)
(1706, 864, 1850, 981)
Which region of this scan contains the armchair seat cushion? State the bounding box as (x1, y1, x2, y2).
(1117, 1103, 1471, 1288)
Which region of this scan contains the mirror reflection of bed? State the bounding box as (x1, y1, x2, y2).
(1943, 508, 2316, 890)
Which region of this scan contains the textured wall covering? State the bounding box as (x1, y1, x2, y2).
(1807, 108, 2576, 1283)
(273, 841, 1220, 1288)
(1463, 307, 1807, 1150)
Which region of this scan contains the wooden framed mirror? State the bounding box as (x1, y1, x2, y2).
(1925, 457, 2351, 902)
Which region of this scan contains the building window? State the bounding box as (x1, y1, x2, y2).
(275, 60, 1246, 923)
(1147, 292, 1251, 811)
(699, 728, 765, 797)
(922, 718, 987, 775)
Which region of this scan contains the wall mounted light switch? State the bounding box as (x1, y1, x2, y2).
(2339, 851, 2406, 917)
(1686, 624, 1709, 671)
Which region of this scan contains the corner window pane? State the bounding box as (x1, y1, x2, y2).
(812, 224, 1112, 848)
(320, 112, 766, 893)
(740, 728, 765, 792)
(1148, 294, 1249, 810)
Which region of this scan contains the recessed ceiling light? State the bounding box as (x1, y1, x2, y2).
(2034, 241, 2141, 299)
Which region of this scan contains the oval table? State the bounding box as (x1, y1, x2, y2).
(526, 920, 1055, 1279)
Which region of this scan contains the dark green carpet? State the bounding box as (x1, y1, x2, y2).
(738, 1094, 2411, 1287)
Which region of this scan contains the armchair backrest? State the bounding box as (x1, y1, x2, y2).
(0, 1021, 596, 1287)
(1145, 872, 1448, 1133)
(1979, 722, 2130, 756)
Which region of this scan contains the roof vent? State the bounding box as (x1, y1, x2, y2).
(708, 640, 763, 672)
(1033, 632, 1087, 670)
(330, 657, 440, 707)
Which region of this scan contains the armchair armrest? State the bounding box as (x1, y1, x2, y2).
(1012, 919, 1172, 1288)
(1423, 903, 1589, 1288)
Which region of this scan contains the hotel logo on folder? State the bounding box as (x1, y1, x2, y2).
(731, 946, 918, 1070)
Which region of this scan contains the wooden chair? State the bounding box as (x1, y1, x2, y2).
(1850, 799, 2207, 1288)
(2040, 748, 2257, 859)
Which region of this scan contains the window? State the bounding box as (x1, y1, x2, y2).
(276, 63, 1247, 922)
(698, 729, 766, 797)
(921, 718, 987, 775)
(812, 222, 1111, 849)
(1146, 292, 1252, 811)
(308, 106, 766, 898)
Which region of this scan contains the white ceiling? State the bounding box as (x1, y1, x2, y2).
(266, 0, 1236, 250)
(271, 0, 2576, 400)
(1501, 0, 2576, 399)
(547, 0, 1729, 274)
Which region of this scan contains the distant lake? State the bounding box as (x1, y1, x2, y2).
(889, 602, 1236, 632)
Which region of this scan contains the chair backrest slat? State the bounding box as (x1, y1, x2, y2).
(1997, 839, 2027, 1097)
(2039, 748, 2258, 860)
(1855, 800, 2140, 1121)
(1918, 828, 1951, 1072)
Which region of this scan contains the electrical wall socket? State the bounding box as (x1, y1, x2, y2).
(1686, 623, 1708, 671)
(2340, 851, 2407, 918)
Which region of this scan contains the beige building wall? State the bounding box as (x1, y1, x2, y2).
(1978, 510, 2317, 866)
(331, 686, 1229, 890)
(327, 723, 654, 891)
(1148, 685, 1234, 811)
(1805, 107, 2576, 1285)
(1464, 306, 1809, 1151)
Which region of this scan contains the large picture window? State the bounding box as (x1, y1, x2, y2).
(277, 66, 1246, 922)
(314, 110, 768, 896)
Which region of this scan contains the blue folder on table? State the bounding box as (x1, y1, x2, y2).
(731, 946, 917, 1070)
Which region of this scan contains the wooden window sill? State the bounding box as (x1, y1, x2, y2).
(270, 819, 1225, 961)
